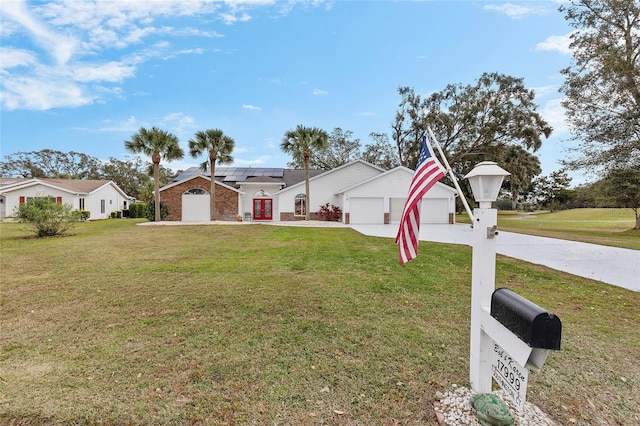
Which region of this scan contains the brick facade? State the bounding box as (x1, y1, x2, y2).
(279, 211, 322, 221)
(161, 177, 238, 221)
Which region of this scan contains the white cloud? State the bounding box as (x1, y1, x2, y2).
(122, 26, 157, 46)
(540, 97, 569, 135)
(357, 111, 376, 117)
(72, 61, 136, 82)
(94, 85, 125, 97)
(536, 33, 573, 55)
(91, 116, 140, 133)
(1, 0, 78, 64)
(0, 47, 38, 70)
(220, 12, 252, 25)
(312, 89, 328, 95)
(1, 0, 328, 111)
(531, 85, 559, 99)
(164, 112, 195, 133)
(1, 76, 91, 110)
(483, 3, 550, 18)
(233, 146, 249, 154)
(263, 137, 278, 149)
(231, 155, 272, 166)
(161, 48, 206, 61)
(224, 0, 275, 6)
(163, 27, 224, 38)
(89, 113, 193, 136)
(242, 104, 262, 110)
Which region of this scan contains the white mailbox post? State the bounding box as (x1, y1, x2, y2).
(465, 162, 510, 394)
(465, 162, 561, 412)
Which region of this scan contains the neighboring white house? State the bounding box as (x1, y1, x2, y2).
(168, 160, 458, 225)
(0, 178, 132, 221)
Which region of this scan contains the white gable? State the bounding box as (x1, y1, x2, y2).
(276, 160, 384, 215)
(160, 174, 242, 194)
(339, 166, 457, 199)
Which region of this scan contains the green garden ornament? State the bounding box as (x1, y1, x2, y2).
(470, 393, 515, 426)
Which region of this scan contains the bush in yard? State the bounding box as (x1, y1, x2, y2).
(317, 203, 342, 222)
(78, 210, 90, 220)
(128, 203, 146, 218)
(13, 198, 82, 237)
(145, 201, 168, 221)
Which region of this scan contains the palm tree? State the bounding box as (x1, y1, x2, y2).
(125, 127, 184, 222)
(188, 129, 235, 221)
(281, 125, 329, 220)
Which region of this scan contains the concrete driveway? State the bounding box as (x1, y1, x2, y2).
(351, 223, 640, 292)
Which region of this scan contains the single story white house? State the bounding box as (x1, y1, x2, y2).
(0, 178, 132, 221)
(163, 160, 458, 225)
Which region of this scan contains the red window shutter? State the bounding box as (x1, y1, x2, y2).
(19, 196, 25, 204)
(56, 197, 62, 204)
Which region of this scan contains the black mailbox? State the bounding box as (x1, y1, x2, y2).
(491, 288, 562, 350)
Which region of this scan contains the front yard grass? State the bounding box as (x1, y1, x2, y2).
(1, 219, 638, 425)
(457, 208, 640, 250)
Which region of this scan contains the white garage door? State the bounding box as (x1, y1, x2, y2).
(182, 192, 210, 222)
(420, 198, 449, 223)
(349, 197, 384, 224)
(390, 197, 449, 224)
(389, 198, 406, 222)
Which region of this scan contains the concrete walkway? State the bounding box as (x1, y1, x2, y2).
(351, 223, 640, 292)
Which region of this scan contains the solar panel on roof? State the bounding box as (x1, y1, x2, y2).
(174, 166, 286, 183)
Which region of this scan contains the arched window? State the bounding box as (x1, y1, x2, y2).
(184, 188, 208, 195)
(254, 189, 272, 198)
(294, 193, 306, 216)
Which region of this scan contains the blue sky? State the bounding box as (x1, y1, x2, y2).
(0, 0, 579, 181)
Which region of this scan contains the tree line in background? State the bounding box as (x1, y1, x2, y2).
(0, 0, 637, 229)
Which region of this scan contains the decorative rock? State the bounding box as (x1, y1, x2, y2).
(433, 385, 556, 426)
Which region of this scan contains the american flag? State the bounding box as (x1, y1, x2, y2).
(396, 136, 446, 265)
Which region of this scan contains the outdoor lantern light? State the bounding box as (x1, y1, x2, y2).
(464, 161, 511, 208)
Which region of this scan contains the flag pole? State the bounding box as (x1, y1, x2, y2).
(426, 126, 475, 224)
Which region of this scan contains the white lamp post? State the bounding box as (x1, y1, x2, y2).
(464, 161, 510, 393)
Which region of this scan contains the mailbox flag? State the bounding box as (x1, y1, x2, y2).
(396, 136, 446, 265)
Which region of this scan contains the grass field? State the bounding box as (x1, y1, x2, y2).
(457, 208, 640, 250)
(1, 216, 638, 425)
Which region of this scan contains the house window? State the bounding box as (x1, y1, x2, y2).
(294, 193, 306, 216)
(24, 196, 60, 205)
(184, 188, 208, 195)
(79, 198, 85, 210)
(101, 200, 105, 214)
(254, 189, 272, 198)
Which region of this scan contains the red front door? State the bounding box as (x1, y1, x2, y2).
(253, 198, 272, 220)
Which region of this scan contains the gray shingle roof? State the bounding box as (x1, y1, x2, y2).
(0, 177, 112, 193)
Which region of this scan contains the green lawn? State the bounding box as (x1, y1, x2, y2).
(1, 219, 638, 425)
(457, 208, 640, 250)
